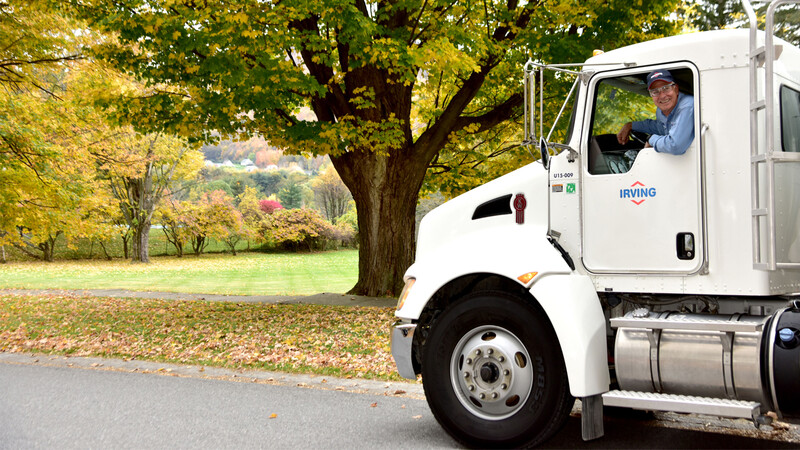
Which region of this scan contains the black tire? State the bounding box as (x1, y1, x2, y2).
(421, 290, 573, 448)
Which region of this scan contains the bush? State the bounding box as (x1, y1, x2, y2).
(329, 222, 357, 249)
(264, 208, 334, 251)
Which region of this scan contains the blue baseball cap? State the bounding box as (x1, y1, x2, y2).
(647, 69, 675, 89)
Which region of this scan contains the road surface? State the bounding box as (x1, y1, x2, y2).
(1, 353, 797, 449)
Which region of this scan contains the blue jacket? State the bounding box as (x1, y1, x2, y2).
(632, 93, 695, 155)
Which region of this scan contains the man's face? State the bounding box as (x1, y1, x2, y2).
(649, 80, 678, 116)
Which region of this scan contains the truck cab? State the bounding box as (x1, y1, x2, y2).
(392, 2, 800, 448)
(553, 30, 800, 294)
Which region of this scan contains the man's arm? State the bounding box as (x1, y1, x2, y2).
(631, 118, 661, 136)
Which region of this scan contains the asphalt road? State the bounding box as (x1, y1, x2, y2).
(1, 354, 798, 449)
(0, 357, 449, 449)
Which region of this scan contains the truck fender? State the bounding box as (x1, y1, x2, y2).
(529, 273, 610, 397)
(395, 233, 609, 397)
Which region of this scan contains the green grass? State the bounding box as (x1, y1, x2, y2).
(0, 250, 359, 296)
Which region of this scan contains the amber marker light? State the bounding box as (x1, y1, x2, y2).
(517, 272, 538, 284)
(397, 278, 416, 311)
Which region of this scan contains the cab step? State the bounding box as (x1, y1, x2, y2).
(601, 390, 769, 425)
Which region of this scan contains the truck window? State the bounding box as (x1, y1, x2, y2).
(588, 68, 694, 175)
(593, 80, 655, 135)
(780, 85, 800, 152)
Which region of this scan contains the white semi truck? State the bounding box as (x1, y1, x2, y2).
(391, 1, 800, 447)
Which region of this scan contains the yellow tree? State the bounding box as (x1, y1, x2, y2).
(181, 190, 246, 255)
(311, 165, 352, 223)
(0, 1, 130, 260)
(156, 199, 192, 257)
(236, 186, 267, 248)
(98, 130, 203, 262)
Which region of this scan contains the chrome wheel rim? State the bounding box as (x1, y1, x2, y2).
(450, 325, 534, 421)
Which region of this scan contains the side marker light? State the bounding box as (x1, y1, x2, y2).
(517, 272, 538, 284)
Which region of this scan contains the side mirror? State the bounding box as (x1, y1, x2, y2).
(540, 137, 550, 169)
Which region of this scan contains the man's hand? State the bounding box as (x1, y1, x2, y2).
(617, 122, 633, 145)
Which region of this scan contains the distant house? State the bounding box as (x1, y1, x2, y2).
(241, 158, 254, 166)
(222, 160, 234, 167)
(244, 165, 257, 172)
(204, 160, 217, 167)
(265, 164, 279, 171)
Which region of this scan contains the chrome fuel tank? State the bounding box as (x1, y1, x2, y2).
(614, 310, 769, 404)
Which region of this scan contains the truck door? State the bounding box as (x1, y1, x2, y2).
(580, 66, 705, 274)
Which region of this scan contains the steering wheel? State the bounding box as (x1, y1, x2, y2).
(629, 130, 650, 146)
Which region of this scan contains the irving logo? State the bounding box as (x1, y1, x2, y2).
(620, 181, 656, 205)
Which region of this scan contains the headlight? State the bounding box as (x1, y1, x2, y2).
(396, 278, 416, 311)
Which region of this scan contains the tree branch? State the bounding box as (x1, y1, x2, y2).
(0, 54, 83, 69)
(453, 93, 523, 133)
(288, 15, 350, 122)
(411, 0, 540, 162)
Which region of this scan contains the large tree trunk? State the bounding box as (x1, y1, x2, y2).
(132, 219, 151, 263)
(333, 150, 427, 297)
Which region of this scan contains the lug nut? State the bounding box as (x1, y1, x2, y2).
(464, 372, 470, 379)
(501, 383, 508, 390)
(475, 349, 482, 356)
(479, 393, 486, 400)
(468, 385, 475, 391)
(487, 349, 494, 355)
(504, 370, 510, 376)
(492, 393, 498, 399)
(498, 356, 505, 362)
(466, 358, 472, 365)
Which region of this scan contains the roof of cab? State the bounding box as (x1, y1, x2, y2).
(585, 29, 799, 75)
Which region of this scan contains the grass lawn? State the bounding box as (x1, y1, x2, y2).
(0, 249, 402, 380)
(0, 250, 359, 296)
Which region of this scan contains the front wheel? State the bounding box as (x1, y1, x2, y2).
(421, 291, 573, 448)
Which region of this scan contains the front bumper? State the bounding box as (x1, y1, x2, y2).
(391, 322, 417, 379)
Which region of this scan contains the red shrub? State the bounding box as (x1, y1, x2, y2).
(259, 199, 283, 215)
